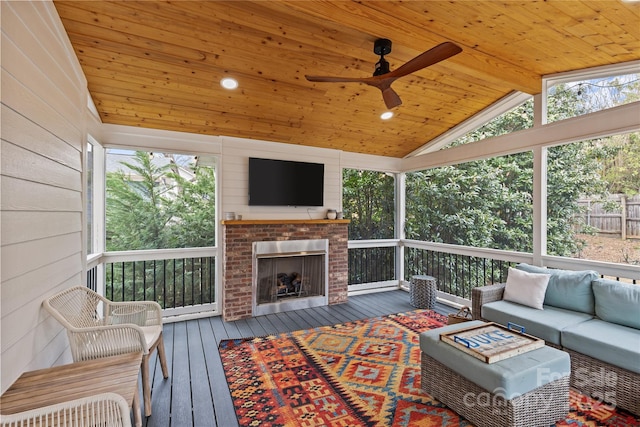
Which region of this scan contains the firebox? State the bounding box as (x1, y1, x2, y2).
(252, 239, 329, 316)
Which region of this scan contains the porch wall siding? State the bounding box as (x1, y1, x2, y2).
(219, 135, 344, 220)
(1, 1, 87, 392)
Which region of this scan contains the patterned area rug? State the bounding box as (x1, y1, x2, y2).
(219, 310, 639, 426)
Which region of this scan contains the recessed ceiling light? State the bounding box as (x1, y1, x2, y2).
(380, 111, 394, 120)
(220, 77, 238, 90)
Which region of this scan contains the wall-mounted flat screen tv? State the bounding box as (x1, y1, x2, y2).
(248, 157, 324, 206)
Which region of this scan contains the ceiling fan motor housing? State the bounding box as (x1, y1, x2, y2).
(374, 38, 392, 56)
(373, 39, 392, 76)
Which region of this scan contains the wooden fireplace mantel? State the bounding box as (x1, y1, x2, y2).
(221, 219, 350, 225)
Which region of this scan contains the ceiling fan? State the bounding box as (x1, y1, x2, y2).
(305, 39, 462, 109)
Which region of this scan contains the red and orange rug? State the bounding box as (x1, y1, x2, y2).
(219, 310, 639, 426)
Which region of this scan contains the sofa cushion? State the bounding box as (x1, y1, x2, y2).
(516, 264, 597, 314)
(420, 321, 571, 397)
(503, 267, 550, 310)
(592, 278, 640, 329)
(561, 319, 640, 374)
(482, 300, 592, 346)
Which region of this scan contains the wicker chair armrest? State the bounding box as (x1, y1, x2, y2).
(471, 283, 506, 320)
(105, 300, 163, 326)
(67, 324, 148, 360)
(0, 392, 132, 427)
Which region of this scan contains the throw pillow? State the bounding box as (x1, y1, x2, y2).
(515, 263, 597, 314)
(503, 267, 551, 310)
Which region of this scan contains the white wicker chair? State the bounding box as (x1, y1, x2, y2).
(0, 392, 132, 427)
(43, 286, 169, 417)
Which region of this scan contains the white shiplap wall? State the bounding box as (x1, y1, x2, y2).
(100, 127, 400, 222)
(220, 136, 344, 220)
(1, 0, 87, 391)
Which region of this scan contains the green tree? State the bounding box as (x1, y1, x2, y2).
(165, 166, 217, 247)
(406, 153, 534, 251)
(402, 88, 616, 295)
(342, 169, 395, 240)
(601, 133, 640, 196)
(106, 151, 174, 251)
(342, 169, 395, 285)
(546, 141, 609, 255)
(106, 152, 217, 250)
(105, 151, 216, 307)
(407, 85, 614, 257)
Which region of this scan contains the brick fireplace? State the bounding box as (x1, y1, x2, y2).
(221, 219, 349, 321)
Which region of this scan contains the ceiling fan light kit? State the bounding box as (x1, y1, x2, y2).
(306, 39, 462, 109)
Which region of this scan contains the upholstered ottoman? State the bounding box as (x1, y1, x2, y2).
(420, 321, 570, 427)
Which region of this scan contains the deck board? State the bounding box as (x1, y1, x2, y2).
(259, 314, 286, 335)
(148, 324, 173, 427)
(170, 322, 192, 425)
(143, 290, 457, 426)
(187, 321, 216, 427)
(199, 318, 238, 427)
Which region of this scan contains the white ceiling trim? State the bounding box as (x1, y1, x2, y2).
(401, 101, 640, 172)
(406, 91, 532, 158)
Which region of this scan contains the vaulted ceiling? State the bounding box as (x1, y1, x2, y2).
(54, 1, 640, 158)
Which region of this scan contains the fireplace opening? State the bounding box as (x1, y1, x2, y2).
(256, 254, 325, 304)
(253, 239, 329, 316)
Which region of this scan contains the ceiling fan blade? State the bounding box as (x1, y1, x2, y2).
(388, 42, 462, 78)
(381, 87, 402, 109)
(305, 75, 371, 83)
(306, 41, 460, 109)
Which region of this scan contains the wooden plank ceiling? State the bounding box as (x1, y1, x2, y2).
(54, 1, 640, 158)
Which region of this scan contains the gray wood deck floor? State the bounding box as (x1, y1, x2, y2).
(143, 290, 457, 427)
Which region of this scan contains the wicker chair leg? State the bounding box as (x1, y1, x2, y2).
(133, 378, 142, 427)
(157, 333, 169, 379)
(141, 333, 169, 417)
(142, 354, 152, 417)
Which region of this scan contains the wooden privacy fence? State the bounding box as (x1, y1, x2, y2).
(577, 194, 640, 239)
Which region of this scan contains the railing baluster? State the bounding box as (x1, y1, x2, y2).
(468, 256, 473, 295)
(459, 254, 465, 299)
(182, 258, 186, 306)
(153, 260, 157, 303)
(208, 257, 212, 302)
(191, 258, 195, 305)
(143, 260, 147, 301)
(121, 262, 125, 302)
(173, 259, 177, 309)
(109, 263, 114, 301)
(162, 259, 166, 309)
(364, 249, 368, 282)
(200, 257, 204, 304)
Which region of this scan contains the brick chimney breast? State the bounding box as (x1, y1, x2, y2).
(222, 220, 349, 321)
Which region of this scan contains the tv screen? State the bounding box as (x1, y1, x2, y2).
(248, 157, 324, 206)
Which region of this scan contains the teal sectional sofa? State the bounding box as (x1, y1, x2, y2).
(472, 264, 640, 415)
